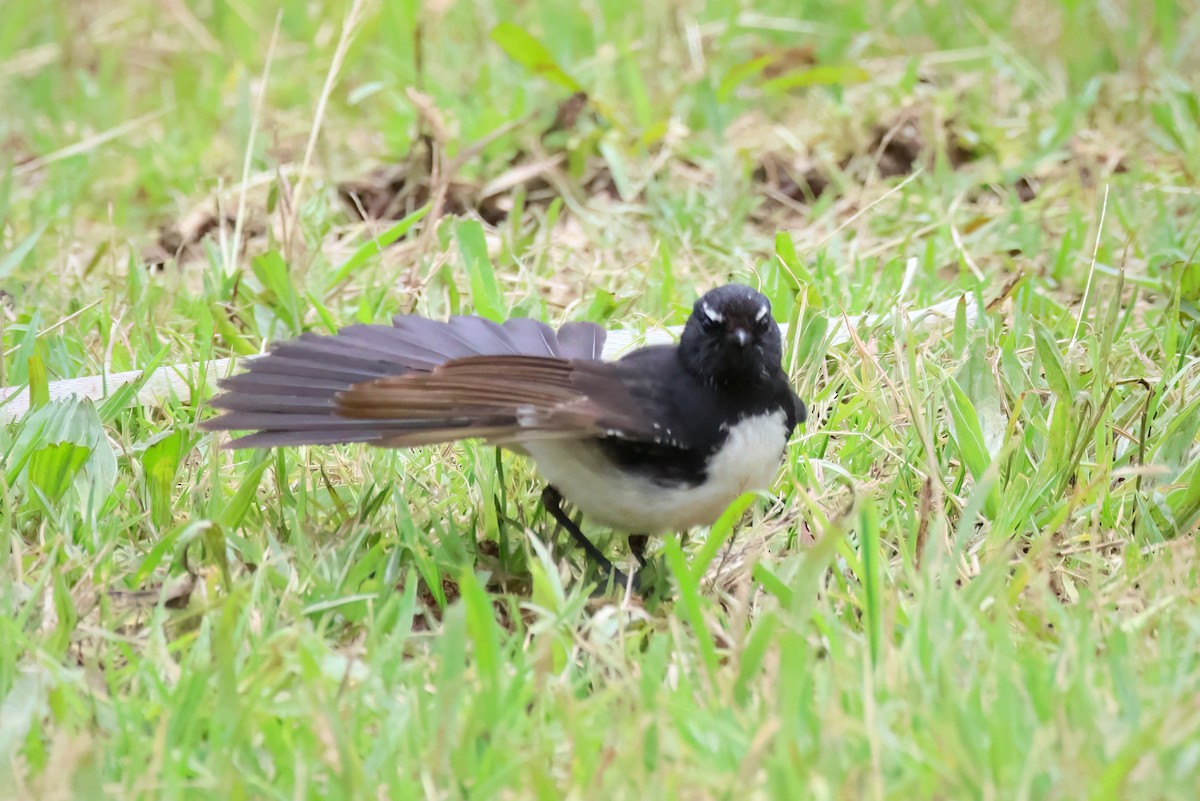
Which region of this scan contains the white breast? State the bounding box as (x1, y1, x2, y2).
(523, 410, 790, 534)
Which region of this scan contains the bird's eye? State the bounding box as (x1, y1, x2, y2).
(753, 305, 772, 331)
(698, 302, 725, 332)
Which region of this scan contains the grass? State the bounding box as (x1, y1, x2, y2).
(2, 0, 1200, 797)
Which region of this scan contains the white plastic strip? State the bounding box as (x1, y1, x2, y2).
(0, 290, 971, 423)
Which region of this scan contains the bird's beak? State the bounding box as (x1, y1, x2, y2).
(731, 328, 750, 347)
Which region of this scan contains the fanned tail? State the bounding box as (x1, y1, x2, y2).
(202, 316, 608, 449)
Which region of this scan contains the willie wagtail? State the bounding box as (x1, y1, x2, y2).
(203, 284, 806, 590)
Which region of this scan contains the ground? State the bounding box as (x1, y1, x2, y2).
(2, 0, 1199, 798)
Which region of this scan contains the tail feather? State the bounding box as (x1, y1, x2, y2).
(269, 335, 413, 372)
(217, 372, 350, 395)
(209, 412, 392, 429)
(204, 314, 608, 449)
(337, 326, 466, 368)
(488, 318, 560, 358)
(557, 322, 605, 360)
(232, 356, 386, 383)
(211, 392, 337, 413)
(445, 316, 521, 354)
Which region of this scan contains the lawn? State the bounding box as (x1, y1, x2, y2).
(2, 0, 1199, 798)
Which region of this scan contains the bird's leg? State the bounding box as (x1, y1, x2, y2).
(628, 534, 649, 568)
(540, 486, 632, 590)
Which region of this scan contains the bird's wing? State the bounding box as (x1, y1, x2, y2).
(792, 390, 807, 425)
(202, 315, 681, 450)
(328, 355, 660, 448)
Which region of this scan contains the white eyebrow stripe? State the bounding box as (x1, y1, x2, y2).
(755, 305, 769, 321)
(701, 302, 724, 323)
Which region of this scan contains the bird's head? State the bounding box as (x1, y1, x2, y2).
(678, 284, 783, 386)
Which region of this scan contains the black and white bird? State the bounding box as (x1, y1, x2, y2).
(203, 284, 806, 589)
